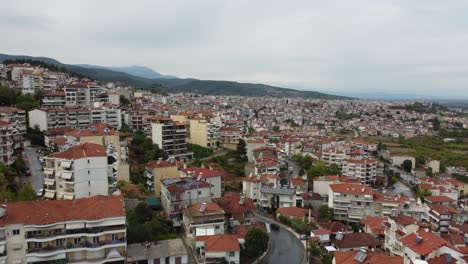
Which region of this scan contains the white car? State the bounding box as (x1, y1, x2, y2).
(36, 189, 44, 197)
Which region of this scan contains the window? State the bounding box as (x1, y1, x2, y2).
(88, 170, 90, 174)
(357, 202, 361, 205)
(229, 251, 235, 257)
(112, 234, 118, 241)
(88, 181, 91, 186)
(343, 194, 347, 198)
(215, 225, 220, 229)
(198, 191, 202, 195)
(88, 159, 90, 164)
(355, 195, 359, 198)
(12, 229, 20, 235)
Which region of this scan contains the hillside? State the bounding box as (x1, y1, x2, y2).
(76, 64, 176, 79)
(0, 53, 347, 99)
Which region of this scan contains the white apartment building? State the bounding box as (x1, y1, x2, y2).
(243, 173, 278, 202)
(161, 177, 213, 227)
(259, 186, 296, 209)
(0, 121, 14, 165)
(150, 116, 193, 161)
(0, 195, 126, 264)
(320, 149, 346, 167)
(341, 158, 377, 185)
(44, 143, 109, 200)
(28, 107, 121, 131)
(0, 107, 26, 149)
(64, 82, 107, 107)
(328, 184, 374, 223)
(180, 167, 224, 198)
(182, 202, 225, 237)
(42, 91, 66, 108)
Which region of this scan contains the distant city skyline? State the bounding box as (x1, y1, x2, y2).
(2, 0, 468, 99)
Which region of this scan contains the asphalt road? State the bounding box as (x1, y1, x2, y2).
(387, 181, 415, 199)
(21, 146, 44, 192)
(254, 217, 305, 264)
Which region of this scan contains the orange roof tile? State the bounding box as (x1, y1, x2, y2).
(49, 143, 106, 159)
(196, 234, 240, 251)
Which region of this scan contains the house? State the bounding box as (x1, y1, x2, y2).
(213, 193, 256, 221)
(427, 204, 457, 233)
(126, 239, 189, 264)
(181, 167, 225, 198)
(183, 202, 225, 237)
(0, 195, 126, 264)
(310, 229, 331, 245)
(219, 126, 240, 150)
(160, 177, 213, 227)
(384, 214, 421, 256)
(362, 216, 387, 241)
(400, 230, 463, 263)
(424, 196, 456, 206)
(242, 173, 278, 202)
(260, 186, 296, 210)
(328, 184, 374, 223)
(333, 251, 403, 264)
(145, 158, 179, 197)
(332, 232, 381, 252)
(317, 221, 353, 240)
(0, 121, 15, 165)
(195, 234, 240, 264)
(44, 143, 110, 200)
(276, 207, 307, 221)
(312, 175, 340, 200)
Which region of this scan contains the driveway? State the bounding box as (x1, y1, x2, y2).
(254, 216, 305, 264)
(20, 146, 44, 192)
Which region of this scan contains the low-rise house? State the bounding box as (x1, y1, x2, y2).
(332, 232, 381, 252)
(213, 193, 256, 221)
(333, 251, 403, 264)
(362, 216, 387, 241)
(310, 229, 331, 245)
(427, 204, 457, 233)
(317, 221, 353, 240)
(242, 173, 278, 202)
(384, 214, 421, 257)
(126, 239, 189, 264)
(400, 230, 464, 263)
(0, 195, 126, 264)
(276, 207, 307, 221)
(195, 234, 240, 264)
(183, 202, 225, 237)
(181, 167, 225, 198)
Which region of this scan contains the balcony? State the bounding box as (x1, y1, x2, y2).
(26, 238, 126, 256)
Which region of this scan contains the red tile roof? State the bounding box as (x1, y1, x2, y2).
(186, 202, 224, 215)
(213, 194, 255, 215)
(329, 184, 373, 195)
(333, 233, 381, 249)
(334, 251, 403, 264)
(65, 123, 117, 138)
(362, 216, 387, 232)
(276, 207, 307, 218)
(0, 195, 125, 227)
(146, 159, 177, 169)
(400, 230, 459, 256)
(424, 196, 456, 203)
(49, 143, 106, 159)
(196, 234, 240, 251)
(290, 177, 306, 186)
(182, 167, 225, 178)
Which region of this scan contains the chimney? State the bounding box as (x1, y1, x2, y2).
(239, 196, 245, 205)
(200, 202, 207, 213)
(72, 199, 77, 207)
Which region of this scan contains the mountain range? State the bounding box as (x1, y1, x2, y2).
(0, 53, 347, 99)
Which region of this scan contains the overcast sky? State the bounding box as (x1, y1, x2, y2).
(2, 0, 468, 98)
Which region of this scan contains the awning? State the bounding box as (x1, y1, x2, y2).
(61, 161, 72, 168)
(107, 248, 123, 259)
(66, 222, 85, 229)
(44, 191, 56, 199)
(63, 194, 75, 200)
(196, 227, 215, 236)
(61, 171, 73, 180)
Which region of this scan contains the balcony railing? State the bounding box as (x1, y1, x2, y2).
(26, 238, 126, 254)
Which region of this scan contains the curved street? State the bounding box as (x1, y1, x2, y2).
(254, 216, 305, 264)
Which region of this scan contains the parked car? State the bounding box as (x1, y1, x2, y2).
(25, 170, 31, 176)
(300, 234, 309, 240)
(270, 223, 280, 231)
(36, 189, 44, 197)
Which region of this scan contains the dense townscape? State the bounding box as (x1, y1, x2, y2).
(0, 60, 467, 264)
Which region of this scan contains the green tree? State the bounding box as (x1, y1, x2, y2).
(190, 144, 214, 159)
(17, 183, 38, 201)
(243, 228, 269, 258)
(236, 139, 247, 162)
(272, 126, 280, 132)
(119, 95, 131, 106)
(318, 205, 334, 222)
(25, 125, 45, 146)
(432, 118, 441, 131)
(402, 160, 413, 173)
(327, 163, 341, 175)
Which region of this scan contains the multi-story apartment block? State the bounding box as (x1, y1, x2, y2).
(42, 91, 66, 108)
(328, 184, 374, 223)
(145, 158, 179, 197)
(182, 202, 225, 237)
(320, 148, 346, 167)
(64, 123, 129, 185)
(161, 177, 213, 227)
(243, 173, 278, 202)
(384, 215, 421, 257)
(44, 143, 110, 200)
(64, 82, 107, 107)
(427, 204, 455, 233)
(28, 107, 121, 131)
(188, 118, 218, 149)
(150, 116, 193, 161)
(124, 110, 151, 133)
(0, 121, 14, 165)
(260, 186, 296, 209)
(341, 158, 377, 185)
(0, 195, 126, 264)
(0, 107, 26, 149)
(219, 126, 240, 150)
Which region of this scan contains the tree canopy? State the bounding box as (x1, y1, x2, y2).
(242, 227, 269, 258)
(126, 203, 176, 243)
